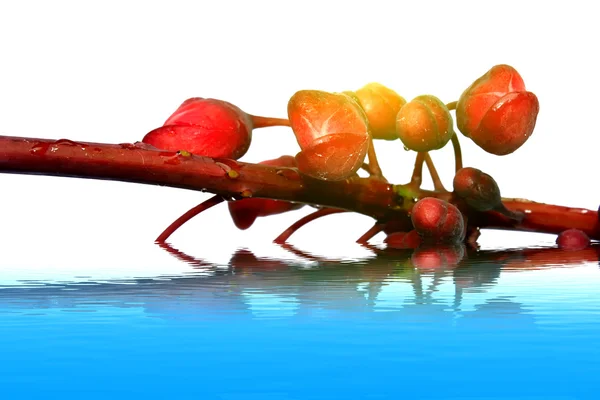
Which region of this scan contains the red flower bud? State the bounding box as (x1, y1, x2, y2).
(353, 83, 406, 141)
(556, 229, 590, 251)
(395, 95, 453, 152)
(453, 167, 502, 212)
(384, 230, 421, 249)
(456, 64, 540, 155)
(411, 197, 465, 243)
(228, 156, 303, 230)
(288, 90, 370, 181)
(142, 98, 253, 159)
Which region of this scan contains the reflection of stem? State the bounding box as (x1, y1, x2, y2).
(278, 242, 323, 262)
(453, 285, 463, 312)
(274, 207, 348, 244)
(366, 135, 385, 179)
(423, 153, 446, 192)
(278, 241, 379, 265)
(410, 272, 425, 304)
(451, 134, 463, 172)
(356, 223, 384, 244)
(156, 241, 216, 268)
(156, 195, 224, 242)
(423, 270, 446, 303)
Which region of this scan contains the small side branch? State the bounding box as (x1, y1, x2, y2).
(356, 223, 384, 244)
(423, 153, 447, 192)
(274, 208, 348, 244)
(451, 134, 463, 172)
(366, 135, 384, 179)
(446, 101, 458, 111)
(156, 195, 224, 242)
(410, 152, 426, 188)
(250, 115, 291, 128)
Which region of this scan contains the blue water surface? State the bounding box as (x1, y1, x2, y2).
(1, 243, 599, 399)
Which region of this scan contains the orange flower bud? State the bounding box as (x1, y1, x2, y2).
(354, 83, 406, 141)
(395, 95, 453, 152)
(456, 64, 539, 155)
(288, 90, 369, 181)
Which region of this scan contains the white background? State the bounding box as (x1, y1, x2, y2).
(0, 1, 598, 280)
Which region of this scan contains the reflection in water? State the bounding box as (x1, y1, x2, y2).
(1, 244, 599, 398)
(1, 243, 598, 320)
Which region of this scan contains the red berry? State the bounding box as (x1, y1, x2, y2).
(456, 64, 539, 155)
(556, 229, 590, 250)
(143, 98, 253, 159)
(396, 95, 453, 152)
(287, 90, 370, 180)
(453, 167, 502, 212)
(384, 230, 421, 249)
(411, 197, 465, 243)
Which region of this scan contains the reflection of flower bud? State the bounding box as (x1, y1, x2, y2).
(396, 95, 454, 152)
(288, 90, 370, 181)
(143, 98, 253, 159)
(453, 167, 502, 212)
(229, 249, 289, 271)
(353, 83, 406, 141)
(228, 156, 303, 230)
(411, 197, 465, 243)
(456, 64, 539, 155)
(411, 244, 465, 270)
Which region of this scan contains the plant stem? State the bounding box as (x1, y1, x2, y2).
(0, 135, 598, 241)
(250, 115, 291, 128)
(451, 134, 463, 172)
(473, 198, 600, 238)
(356, 223, 384, 244)
(360, 162, 372, 174)
(410, 152, 426, 188)
(274, 207, 347, 244)
(366, 135, 384, 179)
(0, 135, 400, 220)
(156, 195, 224, 242)
(445, 101, 463, 172)
(423, 153, 446, 192)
